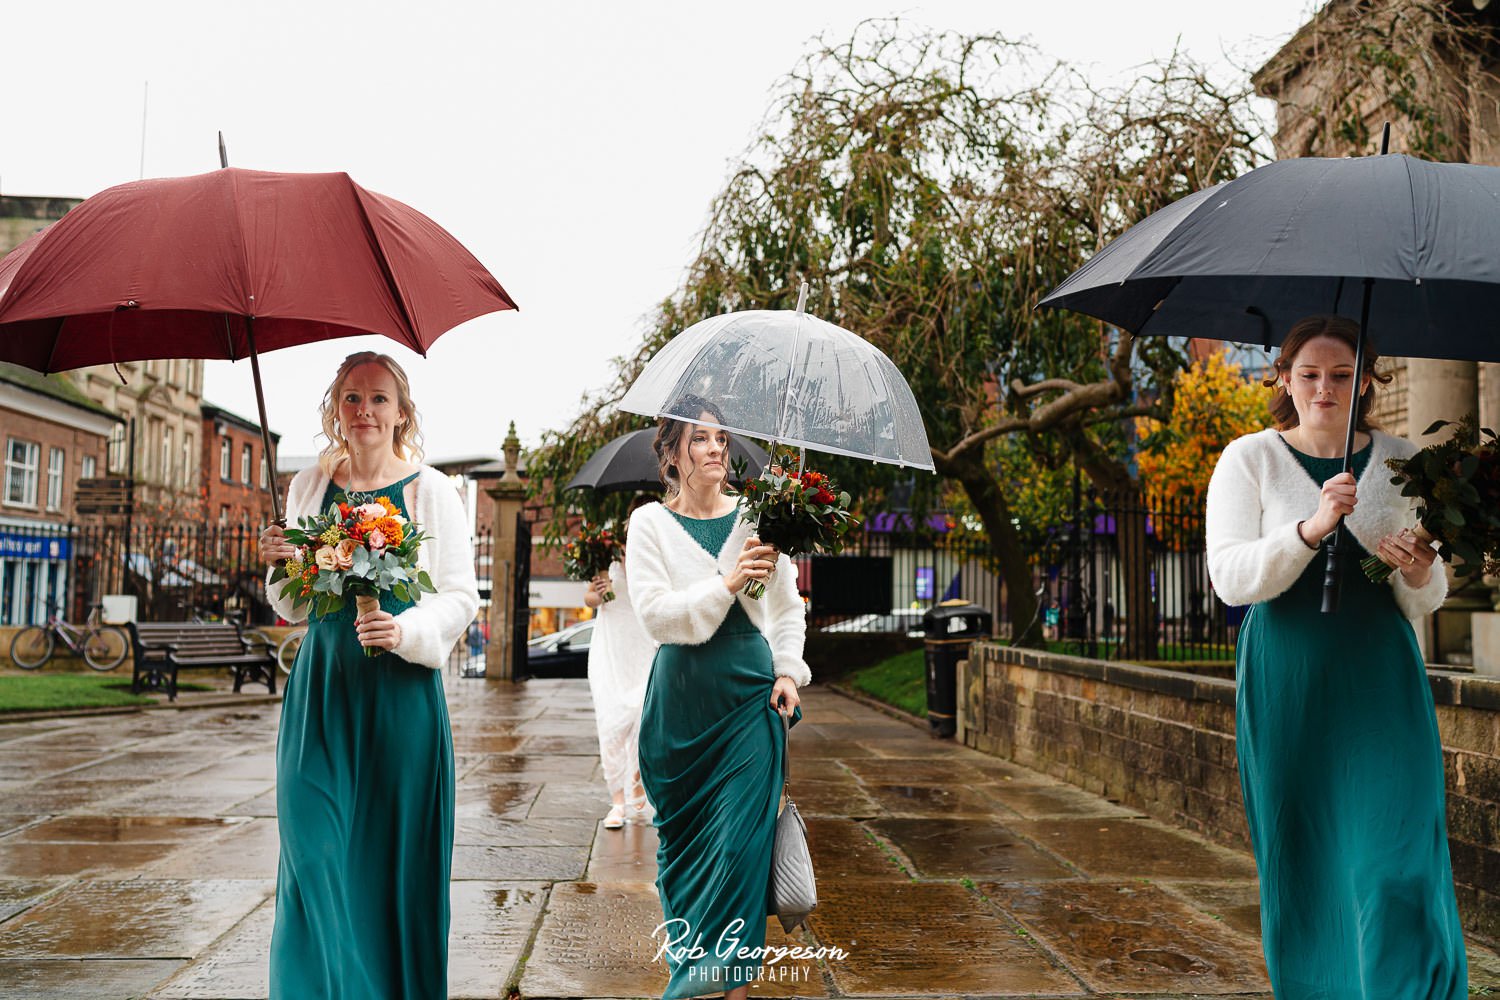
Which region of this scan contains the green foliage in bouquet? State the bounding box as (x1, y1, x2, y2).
(736, 458, 859, 599)
(1362, 415, 1500, 582)
(268, 493, 437, 622)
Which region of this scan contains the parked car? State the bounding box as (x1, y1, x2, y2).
(819, 609, 926, 637)
(525, 618, 594, 678)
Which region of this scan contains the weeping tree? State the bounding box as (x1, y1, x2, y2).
(528, 20, 1263, 651)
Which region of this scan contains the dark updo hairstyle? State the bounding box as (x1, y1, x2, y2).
(653, 394, 730, 499)
(1262, 315, 1392, 432)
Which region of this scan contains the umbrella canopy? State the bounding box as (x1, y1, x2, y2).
(1039, 154, 1500, 362)
(618, 298, 933, 470)
(564, 428, 769, 493)
(0, 168, 517, 370)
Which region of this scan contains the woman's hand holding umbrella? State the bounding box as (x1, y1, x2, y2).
(1297, 472, 1358, 549)
(259, 524, 298, 567)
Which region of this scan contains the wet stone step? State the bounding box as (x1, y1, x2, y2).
(870, 817, 1078, 881)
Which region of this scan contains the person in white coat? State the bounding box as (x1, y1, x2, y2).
(629, 394, 808, 1000)
(583, 495, 657, 829)
(257, 351, 478, 998)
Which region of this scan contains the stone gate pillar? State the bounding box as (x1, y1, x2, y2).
(485, 422, 527, 681)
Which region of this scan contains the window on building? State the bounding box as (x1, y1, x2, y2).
(81, 455, 97, 480)
(182, 436, 194, 489)
(220, 437, 232, 480)
(241, 443, 252, 484)
(5, 439, 40, 507)
(260, 453, 270, 489)
(107, 423, 127, 474)
(161, 426, 173, 487)
(46, 448, 64, 510)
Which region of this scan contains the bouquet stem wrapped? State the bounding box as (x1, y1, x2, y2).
(737, 462, 857, 600)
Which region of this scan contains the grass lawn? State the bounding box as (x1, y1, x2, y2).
(846, 649, 928, 718)
(0, 675, 212, 713)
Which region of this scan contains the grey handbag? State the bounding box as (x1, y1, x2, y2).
(769, 707, 817, 932)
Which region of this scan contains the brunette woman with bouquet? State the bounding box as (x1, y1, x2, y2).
(628, 395, 809, 1000)
(1205, 317, 1465, 997)
(257, 351, 478, 998)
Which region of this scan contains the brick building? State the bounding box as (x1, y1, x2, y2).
(200, 403, 280, 529)
(0, 362, 122, 625)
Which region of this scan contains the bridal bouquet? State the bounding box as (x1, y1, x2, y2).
(563, 522, 620, 602)
(736, 463, 858, 599)
(1362, 415, 1500, 582)
(271, 493, 437, 655)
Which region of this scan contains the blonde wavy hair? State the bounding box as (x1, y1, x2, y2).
(316, 351, 424, 477)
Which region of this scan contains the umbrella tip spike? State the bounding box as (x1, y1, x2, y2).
(795, 282, 809, 315)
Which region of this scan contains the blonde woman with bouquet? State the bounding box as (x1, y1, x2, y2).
(628, 395, 809, 1000)
(258, 351, 478, 998)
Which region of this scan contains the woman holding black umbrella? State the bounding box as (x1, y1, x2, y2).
(1205, 316, 1466, 996)
(258, 351, 479, 998)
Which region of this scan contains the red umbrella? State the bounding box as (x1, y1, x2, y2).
(0, 167, 517, 521)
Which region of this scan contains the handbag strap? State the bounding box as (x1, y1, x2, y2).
(779, 706, 792, 793)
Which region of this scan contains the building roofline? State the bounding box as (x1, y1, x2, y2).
(200, 400, 282, 440)
(0, 362, 123, 422)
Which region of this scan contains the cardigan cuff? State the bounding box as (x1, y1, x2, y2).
(772, 653, 812, 688)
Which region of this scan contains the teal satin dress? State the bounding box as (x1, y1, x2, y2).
(269, 473, 455, 999)
(638, 509, 801, 1000)
(1236, 441, 1466, 997)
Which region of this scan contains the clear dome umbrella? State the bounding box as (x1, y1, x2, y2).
(617, 285, 933, 471)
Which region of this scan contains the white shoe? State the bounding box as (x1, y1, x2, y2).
(603, 803, 626, 830)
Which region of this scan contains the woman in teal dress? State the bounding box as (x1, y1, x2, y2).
(1206, 316, 1466, 997)
(627, 396, 810, 1000)
(258, 352, 479, 999)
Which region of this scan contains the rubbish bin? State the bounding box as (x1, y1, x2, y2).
(922, 600, 994, 738)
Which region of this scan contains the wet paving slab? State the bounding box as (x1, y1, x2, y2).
(1008, 818, 1259, 881)
(803, 818, 908, 882)
(529, 780, 612, 819)
(0, 958, 185, 998)
(142, 817, 280, 880)
(863, 780, 1019, 818)
(785, 778, 882, 819)
(150, 898, 273, 999)
(448, 882, 548, 999)
(0, 748, 109, 780)
(982, 880, 1270, 993)
(461, 752, 599, 782)
(454, 780, 542, 821)
(0, 878, 273, 958)
(809, 878, 1083, 996)
(454, 815, 598, 848)
(0, 879, 64, 921)
(451, 843, 589, 881)
(1156, 881, 1264, 941)
(871, 817, 1078, 881)
(979, 781, 1145, 820)
(583, 820, 659, 882)
(104, 778, 277, 818)
(0, 777, 156, 813)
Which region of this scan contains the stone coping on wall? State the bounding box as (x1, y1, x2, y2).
(980, 642, 1500, 712)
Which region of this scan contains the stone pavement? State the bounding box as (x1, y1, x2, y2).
(0, 678, 1496, 999)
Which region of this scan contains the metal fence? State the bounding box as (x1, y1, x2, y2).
(4, 491, 1237, 665)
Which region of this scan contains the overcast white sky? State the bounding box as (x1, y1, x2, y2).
(4, 0, 1318, 462)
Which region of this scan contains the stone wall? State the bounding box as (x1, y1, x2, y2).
(959, 642, 1500, 942)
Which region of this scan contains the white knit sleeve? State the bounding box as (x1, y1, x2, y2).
(392, 473, 480, 670)
(1205, 437, 1320, 606)
(628, 510, 735, 646)
(765, 551, 810, 687)
(263, 470, 314, 624)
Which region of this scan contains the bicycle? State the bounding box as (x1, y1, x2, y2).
(275, 629, 305, 676)
(10, 604, 130, 671)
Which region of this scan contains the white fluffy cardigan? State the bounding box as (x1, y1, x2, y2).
(1205, 428, 1447, 620)
(264, 464, 480, 670)
(626, 500, 811, 688)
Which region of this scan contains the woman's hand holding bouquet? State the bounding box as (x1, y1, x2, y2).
(736, 462, 857, 599)
(270, 494, 437, 656)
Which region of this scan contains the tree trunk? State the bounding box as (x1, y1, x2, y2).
(941, 451, 1042, 646)
(1069, 439, 1158, 660)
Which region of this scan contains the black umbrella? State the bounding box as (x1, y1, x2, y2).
(1040, 128, 1500, 611)
(564, 428, 769, 493)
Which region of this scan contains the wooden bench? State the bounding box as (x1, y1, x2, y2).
(128, 622, 278, 701)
